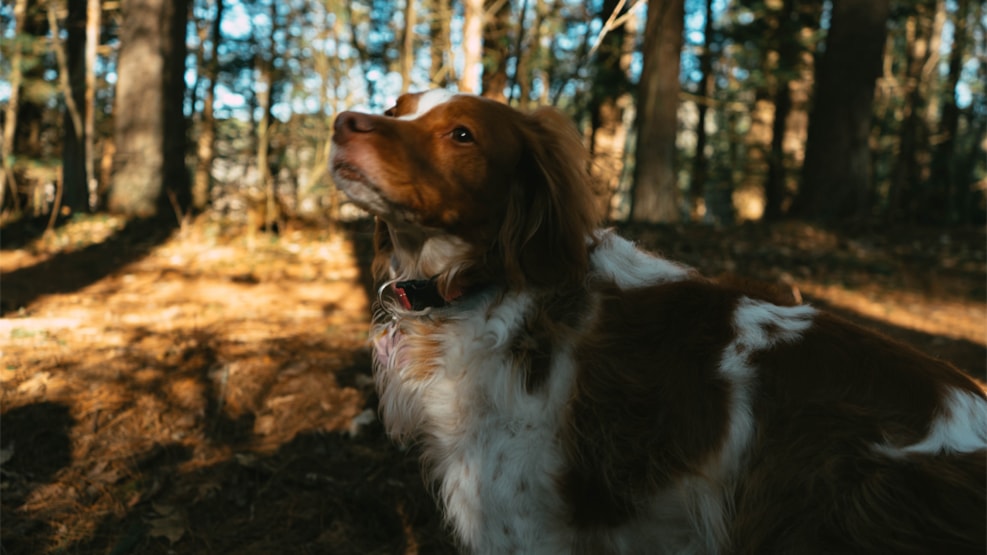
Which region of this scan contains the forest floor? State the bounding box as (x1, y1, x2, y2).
(1, 213, 984, 555)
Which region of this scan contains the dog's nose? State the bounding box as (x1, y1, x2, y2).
(333, 111, 375, 144)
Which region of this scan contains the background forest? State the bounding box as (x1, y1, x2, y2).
(2, 2, 986, 554)
(1, 0, 985, 229)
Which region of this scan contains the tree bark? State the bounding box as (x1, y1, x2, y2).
(763, 0, 798, 221)
(60, 0, 89, 214)
(691, 0, 715, 216)
(428, 0, 452, 86)
(258, 1, 278, 232)
(0, 0, 28, 210)
(480, 0, 511, 101)
(588, 0, 635, 219)
(85, 0, 100, 211)
(109, 0, 190, 218)
(631, 0, 685, 223)
(792, 0, 891, 222)
(460, 0, 484, 94)
(400, 0, 417, 94)
(933, 0, 969, 223)
(193, 0, 223, 211)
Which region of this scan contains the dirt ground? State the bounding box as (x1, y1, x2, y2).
(1, 214, 984, 555)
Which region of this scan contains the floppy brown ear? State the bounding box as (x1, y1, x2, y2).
(499, 107, 604, 289)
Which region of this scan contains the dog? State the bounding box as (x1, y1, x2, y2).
(329, 89, 987, 554)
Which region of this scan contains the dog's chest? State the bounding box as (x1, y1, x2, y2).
(378, 300, 576, 552)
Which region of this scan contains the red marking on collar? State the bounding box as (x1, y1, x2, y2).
(392, 279, 464, 311)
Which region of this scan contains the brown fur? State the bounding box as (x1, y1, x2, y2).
(333, 92, 987, 554)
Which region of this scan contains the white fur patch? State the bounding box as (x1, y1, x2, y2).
(664, 297, 817, 551)
(719, 297, 816, 465)
(877, 388, 987, 457)
(590, 229, 691, 288)
(373, 290, 579, 553)
(399, 89, 458, 120)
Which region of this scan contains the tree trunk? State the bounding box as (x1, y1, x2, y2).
(588, 0, 635, 219)
(792, 0, 891, 222)
(888, 3, 940, 222)
(61, 0, 88, 214)
(85, 0, 100, 211)
(933, 0, 969, 223)
(193, 0, 223, 211)
(763, 0, 797, 221)
(691, 0, 715, 217)
(460, 0, 484, 93)
(400, 0, 417, 93)
(428, 0, 452, 86)
(631, 0, 685, 224)
(258, 2, 278, 232)
(0, 0, 28, 210)
(480, 0, 511, 101)
(110, 0, 190, 218)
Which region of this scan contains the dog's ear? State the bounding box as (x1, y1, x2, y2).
(499, 107, 604, 289)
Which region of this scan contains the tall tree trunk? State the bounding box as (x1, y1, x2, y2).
(933, 0, 970, 223)
(258, 2, 279, 232)
(763, 0, 798, 221)
(792, 0, 891, 222)
(0, 0, 28, 210)
(691, 0, 715, 217)
(193, 0, 223, 211)
(631, 0, 685, 223)
(60, 2, 89, 212)
(85, 0, 100, 211)
(506, 0, 529, 104)
(110, 0, 190, 218)
(400, 0, 417, 93)
(888, 3, 940, 222)
(428, 0, 452, 86)
(588, 0, 635, 218)
(480, 0, 511, 101)
(514, 0, 548, 110)
(460, 0, 484, 93)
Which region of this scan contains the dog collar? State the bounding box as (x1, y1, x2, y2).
(393, 279, 457, 311)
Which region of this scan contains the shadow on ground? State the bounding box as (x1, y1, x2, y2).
(1, 217, 176, 314)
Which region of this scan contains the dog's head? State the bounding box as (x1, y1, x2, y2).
(330, 90, 603, 301)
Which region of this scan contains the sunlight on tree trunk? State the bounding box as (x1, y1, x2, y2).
(588, 0, 636, 221)
(400, 0, 417, 94)
(85, 0, 100, 211)
(631, 0, 685, 224)
(460, 0, 483, 93)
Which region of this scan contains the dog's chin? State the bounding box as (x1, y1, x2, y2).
(332, 166, 397, 219)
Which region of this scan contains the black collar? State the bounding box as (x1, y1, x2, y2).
(393, 279, 450, 311)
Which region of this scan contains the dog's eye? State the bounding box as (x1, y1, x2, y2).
(451, 127, 474, 144)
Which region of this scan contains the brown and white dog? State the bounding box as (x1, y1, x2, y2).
(330, 89, 987, 554)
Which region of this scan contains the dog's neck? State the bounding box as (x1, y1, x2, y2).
(384, 225, 482, 309)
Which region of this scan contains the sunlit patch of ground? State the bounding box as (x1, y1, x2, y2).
(1, 215, 983, 553)
(1, 215, 453, 554)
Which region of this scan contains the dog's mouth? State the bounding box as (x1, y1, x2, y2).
(331, 160, 428, 229)
(331, 161, 366, 183)
(330, 159, 394, 216)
